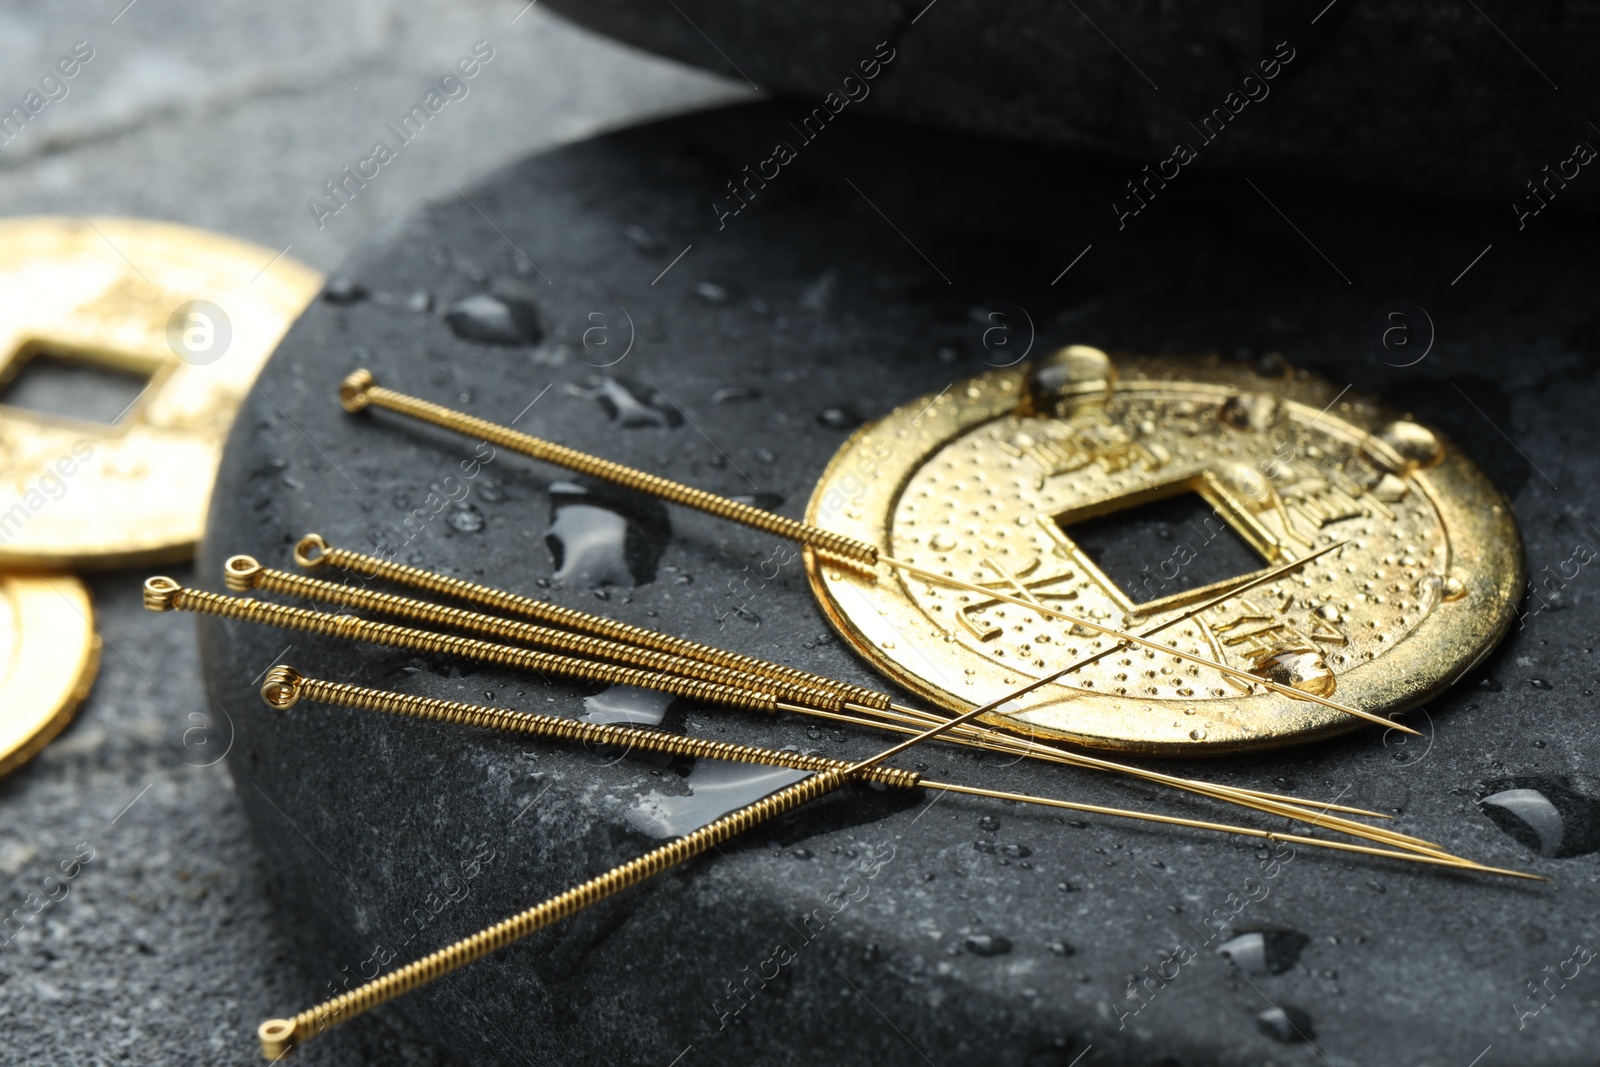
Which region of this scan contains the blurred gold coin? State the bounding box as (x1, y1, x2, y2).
(0, 217, 322, 568)
(0, 573, 99, 778)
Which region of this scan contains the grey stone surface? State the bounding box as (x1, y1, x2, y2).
(0, 2, 739, 1064)
(200, 101, 1600, 1066)
(545, 0, 1600, 209)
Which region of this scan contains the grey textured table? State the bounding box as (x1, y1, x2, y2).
(0, 3, 738, 1063)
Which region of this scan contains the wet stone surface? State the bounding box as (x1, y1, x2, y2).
(201, 104, 1600, 1065)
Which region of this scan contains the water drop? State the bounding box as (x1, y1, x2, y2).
(963, 934, 1012, 956)
(623, 224, 661, 253)
(1530, 678, 1554, 690)
(582, 685, 674, 726)
(322, 277, 368, 305)
(545, 480, 669, 588)
(442, 288, 543, 346)
(727, 491, 784, 511)
(929, 532, 957, 552)
(1255, 1005, 1314, 1043)
(565, 377, 682, 429)
(712, 385, 761, 404)
(1047, 941, 1076, 957)
(978, 816, 1000, 833)
(405, 289, 433, 313)
(1478, 775, 1600, 857)
(1216, 928, 1309, 975)
(817, 406, 864, 430)
(626, 760, 811, 838)
(447, 505, 485, 533)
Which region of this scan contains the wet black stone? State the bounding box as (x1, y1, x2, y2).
(547, 0, 1600, 208)
(199, 103, 1600, 1067)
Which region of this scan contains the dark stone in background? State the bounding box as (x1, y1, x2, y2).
(547, 0, 1600, 210)
(200, 102, 1600, 1065)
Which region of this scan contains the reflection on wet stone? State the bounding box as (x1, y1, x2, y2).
(544, 480, 669, 588)
(1478, 775, 1600, 858)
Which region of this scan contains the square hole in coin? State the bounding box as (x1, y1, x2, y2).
(1060, 491, 1264, 604)
(0, 344, 155, 425)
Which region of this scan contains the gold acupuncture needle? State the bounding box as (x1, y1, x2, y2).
(226, 558, 1407, 845)
(143, 577, 788, 713)
(254, 664, 1536, 1059)
(152, 573, 1404, 849)
(265, 544, 1401, 836)
(778, 701, 1451, 857)
(875, 552, 1423, 736)
(292, 533, 1387, 821)
(327, 373, 1417, 734)
(261, 668, 1513, 874)
(224, 555, 843, 711)
(337, 370, 880, 565)
(257, 630, 1050, 1058)
(293, 533, 891, 712)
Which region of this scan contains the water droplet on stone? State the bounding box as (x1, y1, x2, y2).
(582, 685, 674, 726)
(1048, 941, 1076, 957)
(1000, 843, 1031, 858)
(1216, 928, 1309, 975)
(626, 760, 811, 838)
(963, 934, 1012, 956)
(1477, 676, 1503, 692)
(727, 491, 784, 511)
(1530, 678, 1554, 690)
(711, 385, 761, 404)
(1478, 775, 1600, 857)
(442, 288, 543, 346)
(405, 289, 433, 313)
(545, 480, 669, 588)
(1255, 1004, 1314, 1043)
(447, 505, 485, 533)
(1189, 728, 1207, 740)
(322, 277, 368, 305)
(978, 816, 1000, 832)
(817, 406, 864, 430)
(565, 377, 682, 429)
(929, 532, 957, 552)
(624, 224, 661, 253)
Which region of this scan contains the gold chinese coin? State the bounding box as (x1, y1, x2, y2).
(0, 573, 99, 778)
(0, 217, 322, 568)
(806, 348, 1523, 754)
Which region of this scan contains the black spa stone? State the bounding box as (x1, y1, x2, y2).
(546, 1, 1600, 209)
(199, 102, 1600, 1065)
